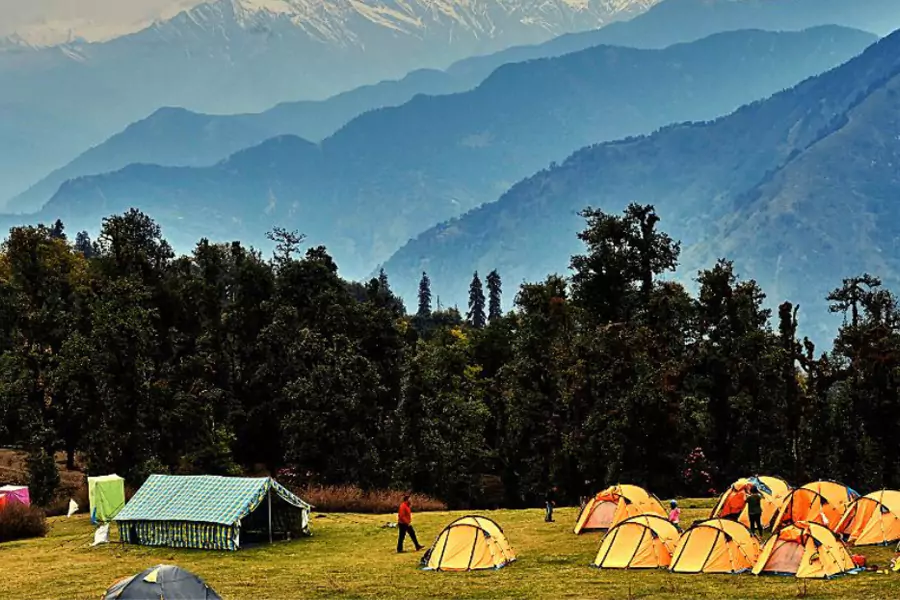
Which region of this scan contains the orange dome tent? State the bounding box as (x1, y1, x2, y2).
(710, 476, 791, 529)
(669, 519, 760, 574)
(753, 522, 858, 578)
(421, 516, 516, 571)
(592, 515, 680, 569)
(574, 484, 666, 534)
(771, 481, 860, 532)
(835, 490, 900, 546)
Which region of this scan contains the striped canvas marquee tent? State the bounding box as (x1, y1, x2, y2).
(114, 475, 311, 551)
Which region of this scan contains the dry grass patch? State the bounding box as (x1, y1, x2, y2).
(296, 484, 446, 513)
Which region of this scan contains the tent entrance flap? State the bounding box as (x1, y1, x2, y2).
(764, 541, 804, 574)
(242, 491, 306, 545)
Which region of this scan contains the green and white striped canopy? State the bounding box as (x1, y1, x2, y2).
(114, 475, 310, 526)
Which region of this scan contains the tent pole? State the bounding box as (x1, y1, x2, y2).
(268, 487, 273, 544)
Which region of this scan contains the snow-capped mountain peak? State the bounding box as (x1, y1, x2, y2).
(166, 0, 659, 46)
(1, 0, 655, 50)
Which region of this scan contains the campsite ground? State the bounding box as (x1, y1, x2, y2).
(2, 500, 900, 599)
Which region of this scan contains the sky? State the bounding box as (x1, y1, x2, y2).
(0, 0, 203, 43)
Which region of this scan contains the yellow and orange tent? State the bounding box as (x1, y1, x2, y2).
(574, 484, 666, 534)
(422, 516, 516, 571)
(835, 490, 900, 546)
(710, 476, 791, 529)
(669, 519, 760, 574)
(771, 481, 860, 532)
(592, 515, 680, 569)
(753, 521, 858, 578)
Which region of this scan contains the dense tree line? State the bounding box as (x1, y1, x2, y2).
(1, 206, 898, 508)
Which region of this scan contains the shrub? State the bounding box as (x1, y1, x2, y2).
(681, 447, 716, 497)
(26, 449, 59, 507)
(294, 484, 446, 513)
(0, 502, 49, 542)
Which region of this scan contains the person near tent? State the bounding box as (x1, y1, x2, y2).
(397, 495, 424, 553)
(668, 500, 681, 528)
(545, 486, 557, 522)
(746, 485, 764, 536)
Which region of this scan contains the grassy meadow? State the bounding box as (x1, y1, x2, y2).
(2, 499, 900, 599)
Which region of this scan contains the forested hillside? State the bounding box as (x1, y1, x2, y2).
(383, 27, 900, 343)
(2, 207, 898, 508)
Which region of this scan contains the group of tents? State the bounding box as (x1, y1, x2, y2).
(13, 470, 900, 597)
(577, 477, 900, 579)
(91, 472, 900, 597)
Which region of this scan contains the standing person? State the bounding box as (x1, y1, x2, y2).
(545, 486, 557, 522)
(668, 500, 681, 528)
(397, 495, 424, 553)
(746, 485, 764, 536)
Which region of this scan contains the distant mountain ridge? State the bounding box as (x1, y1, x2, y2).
(0, 0, 652, 203)
(4, 26, 875, 281)
(9, 0, 900, 213)
(380, 26, 900, 341)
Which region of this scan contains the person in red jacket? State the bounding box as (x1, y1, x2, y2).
(397, 495, 424, 553)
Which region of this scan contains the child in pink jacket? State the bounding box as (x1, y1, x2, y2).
(668, 500, 681, 529)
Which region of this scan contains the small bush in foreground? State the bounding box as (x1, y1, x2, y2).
(296, 485, 446, 513)
(0, 503, 49, 542)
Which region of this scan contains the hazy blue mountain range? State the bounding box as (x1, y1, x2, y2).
(3, 26, 875, 282)
(0, 0, 654, 204)
(381, 27, 900, 341)
(9, 0, 900, 214)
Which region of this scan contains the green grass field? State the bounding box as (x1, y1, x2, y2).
(2, 499, 900, 599)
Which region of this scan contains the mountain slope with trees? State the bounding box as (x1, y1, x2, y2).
(6, 26, 875, 278)
(382, 27, 900, 341)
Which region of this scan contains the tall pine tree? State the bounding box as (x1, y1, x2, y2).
(377, 268, 390, 292)
(417, 272, 432, 317)
(74, 231, 95, 258)
(468, 272, 486, 328)
(50, 219, 66, 241)
(487, 270, 502, 323)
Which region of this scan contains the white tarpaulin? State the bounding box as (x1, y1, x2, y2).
(92, 523, 110, 546)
